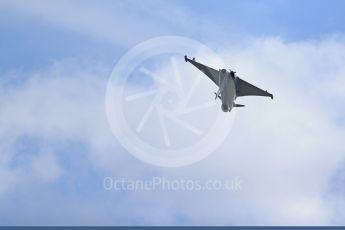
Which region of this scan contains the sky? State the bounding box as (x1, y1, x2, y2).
(1, 0, 345, 226)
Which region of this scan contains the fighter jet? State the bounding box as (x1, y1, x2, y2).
(185, 56, 273, 112)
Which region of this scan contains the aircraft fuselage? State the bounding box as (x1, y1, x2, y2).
(219, 69, 236, 112)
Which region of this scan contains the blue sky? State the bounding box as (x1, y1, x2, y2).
(3, 0, 345, 73)
(1, 0, 345, 226)
(181, 0, 345, 40)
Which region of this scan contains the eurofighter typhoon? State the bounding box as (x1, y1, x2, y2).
(185, 56, 273, 112)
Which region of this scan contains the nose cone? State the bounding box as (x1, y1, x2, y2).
(221, 104, 229, 112)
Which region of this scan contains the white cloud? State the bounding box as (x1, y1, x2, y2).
(31, 150, 61, 182)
